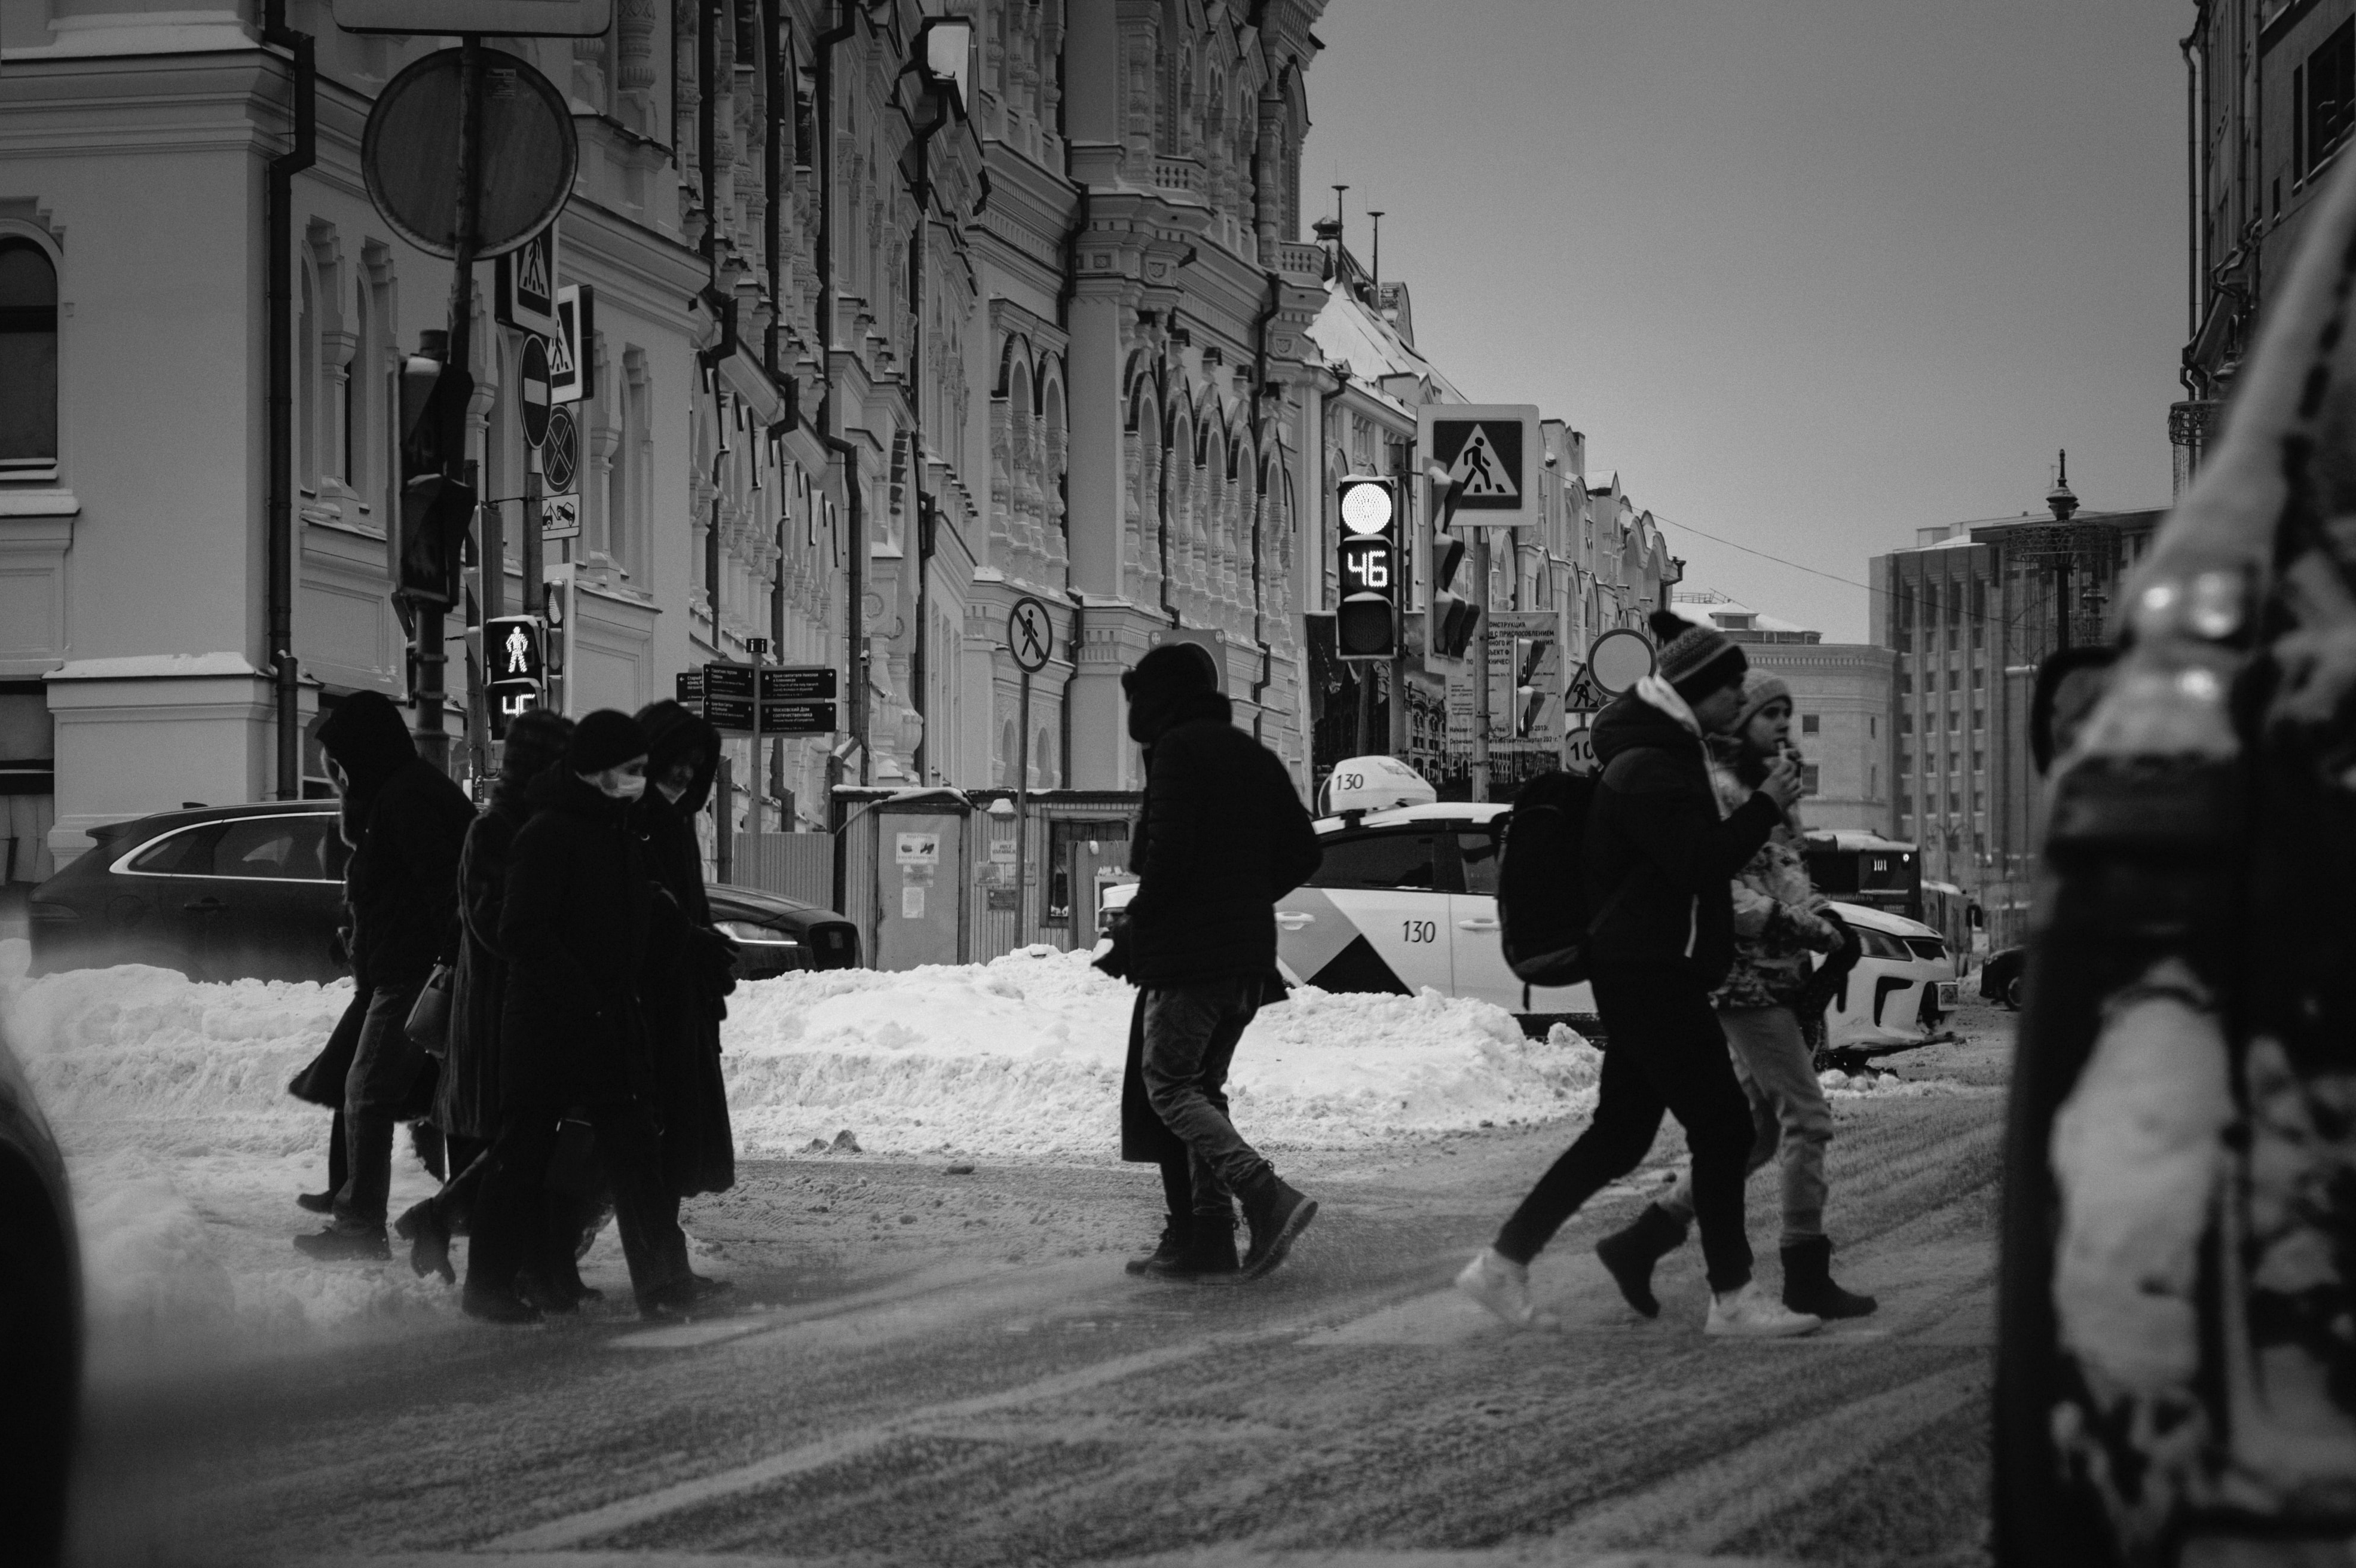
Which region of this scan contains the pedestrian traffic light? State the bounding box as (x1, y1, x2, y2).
(1424, 527, 1480, 667)
(484, 614, 547, 737)
(1335, 474, 1400, 660)
(396, 336, 476, 607)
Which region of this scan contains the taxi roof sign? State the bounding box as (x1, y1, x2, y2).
(1323, 755, 1437, 816)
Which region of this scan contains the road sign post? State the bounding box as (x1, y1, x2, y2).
(1008, 597, 1054, 930)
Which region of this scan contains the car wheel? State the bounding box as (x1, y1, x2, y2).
(0, 1160, 79, 1566)
(2005, 974, 2024, 1010)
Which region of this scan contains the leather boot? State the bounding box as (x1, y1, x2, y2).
(1143, 1215, 1239, 1280)
(1593, 1203, 1688, 1319)
(1125, 1214, 1190, 1276)
(1780, 1236, 1877, 1318)
(1236, 1166, 1317, 1281)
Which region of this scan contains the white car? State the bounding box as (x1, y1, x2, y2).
(1816, 900, 1959, 1065)
(1100, 801, 1958, 1054)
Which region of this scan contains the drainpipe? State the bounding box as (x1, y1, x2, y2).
(264, 1, 315, 800)
(905, 102, 948, 782)
(1247, 273, 1280, 712)
(817, 4, 865, 786)
(2182, 25, 2205, 397)
(766, 10, 788, 381)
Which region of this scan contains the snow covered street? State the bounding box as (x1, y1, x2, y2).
(5, 949, 1632, 1362)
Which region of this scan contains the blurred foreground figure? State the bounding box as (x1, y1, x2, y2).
(1995, 122, 2356, 1567)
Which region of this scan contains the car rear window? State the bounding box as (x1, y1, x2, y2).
(126, 823, 221, 875)
(1308, 832, 1440, 891)
(213, 815, 337, 880)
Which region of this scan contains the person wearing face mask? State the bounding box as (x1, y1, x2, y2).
(1593, 670, 1877, 1321)
(293, 690, 473, 1261)
(630, 700, 738, 1298)
(462, 710, 694, 1323)
(391, 709, 574, 1285)
(1458, 612, 1820, 1339)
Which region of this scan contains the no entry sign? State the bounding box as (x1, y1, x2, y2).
(518, 335, 552, 448)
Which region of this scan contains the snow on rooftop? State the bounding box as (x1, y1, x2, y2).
(1308, 282, 1467, 406)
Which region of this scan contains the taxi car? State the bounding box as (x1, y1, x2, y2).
(1815, 899, 1959, 1068)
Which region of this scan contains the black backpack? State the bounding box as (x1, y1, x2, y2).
(1496, 768, 1629, 987)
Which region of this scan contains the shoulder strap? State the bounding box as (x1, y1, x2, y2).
(1586, 871, 1640, 938)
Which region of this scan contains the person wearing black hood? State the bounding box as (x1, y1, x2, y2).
(1117, 644, 1323, 1281)
(295, 690, 474, 1261)
(391, 709, 575, 1284)
(462, 710, 693, 1324)
(1457, 610, 1822, 1339)
(631, 699, 738, 1297)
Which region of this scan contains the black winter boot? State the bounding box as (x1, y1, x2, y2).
(1237, 1167, 1317, 1281)
(1125, 1214, 1191, 1276)
(1143, 1215, 1239, 1280)
(1593, 1203, 1688, 1319)
(1780, 1236, 1877, 1319)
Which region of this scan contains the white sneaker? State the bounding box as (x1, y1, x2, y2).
(1455, 1248, 1561, 1331)
(1705, 1281, 1822, 1339)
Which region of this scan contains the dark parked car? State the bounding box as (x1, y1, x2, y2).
(29, 802, 860, 982)
(0, 1013, 81, 1565)
(1979, 945, 2025, 1010)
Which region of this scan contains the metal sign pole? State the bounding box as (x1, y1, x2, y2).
(1471, 531, 1491, 801)
(523, 445, 543, 627)
(1016, 667, 1032, 930)
(749, 653, 764, 843)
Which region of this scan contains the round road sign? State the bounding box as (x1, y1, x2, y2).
(1563, 725, 1599, 776)
(1587, 626, 1656, 696)
(1008, 596, 1054, 673)
(541, 405, 578, 491)
(362, 47, 578, 261)
(519, 335, 552, 448)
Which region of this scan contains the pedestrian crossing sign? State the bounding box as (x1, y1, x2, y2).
(1418, 404, 1540, 529)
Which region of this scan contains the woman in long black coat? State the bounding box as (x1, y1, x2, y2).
(462, 711, 691, 1324)
(393, 709, 573, 1282)
(631, 700, 738, 1291)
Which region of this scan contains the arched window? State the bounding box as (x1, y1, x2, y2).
(0, 239, 59, 475)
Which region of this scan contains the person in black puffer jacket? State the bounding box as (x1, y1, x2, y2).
(1118, 645, 1322, 1283)
(631, 699, 738, 1300)
(1457, 611, 1820, 1340)
(295, 690, 473, 1261)
(391, 709, 574, 1285)
(461, 711, 693, 1324)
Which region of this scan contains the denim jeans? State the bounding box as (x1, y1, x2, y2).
(1140, 976, 1266, 1214)
(1658, 1005, 1832, 1247)
(332, 979, 427, 1231)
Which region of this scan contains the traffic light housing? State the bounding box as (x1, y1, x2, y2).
(1335, 474, 1400, 660)
(483, 615, 547, 737)
(396, 340, 476, 607)
(1424, 526, 1480, 667)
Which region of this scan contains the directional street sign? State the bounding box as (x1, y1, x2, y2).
(542, 492, 581, 541)
(675, 670, 704, 706)
(1418, 404, 1541, 529)
(518, 335, 552, 448)
(758, 666, 839, 700)
(548, 284, 593, 405)
(758, 700, 839, 734)
(698, 663, 840, 734)
(1008, 595, 1054, 673)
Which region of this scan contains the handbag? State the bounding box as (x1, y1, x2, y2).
(403, 964, 455, 1055)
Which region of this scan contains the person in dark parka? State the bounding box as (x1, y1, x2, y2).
(462, 710, 693, 1324)
(393, 709, 574, 1284)
(295, 690, 473, 1261)
(1119, 644, 1323, 1282)
(631, 700, 738, 1297)
(1455, 610, 1818, 1339)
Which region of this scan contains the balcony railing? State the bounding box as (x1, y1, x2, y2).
(1276, 240, 1323, 280)
(1150, 156, 1204, 197)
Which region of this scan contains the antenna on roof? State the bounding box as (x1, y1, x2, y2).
(1367, 209, 1384, 292)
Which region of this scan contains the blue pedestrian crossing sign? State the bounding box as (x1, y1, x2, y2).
(1418, 404, 1540, 529)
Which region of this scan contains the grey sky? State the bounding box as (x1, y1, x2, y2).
(1305, 0, 2187, 643)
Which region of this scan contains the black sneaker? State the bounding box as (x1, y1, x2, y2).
(1238, 1173, 1317, 1282)
(293, 1226, 390, 1263)
(1124, 1218, 1189, 1277)
(1142, 1222, 1240, 1281)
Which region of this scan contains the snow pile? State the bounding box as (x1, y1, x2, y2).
(1818, 1067, 1982, 1098)
(1, 967, 449, 1360)
(720, 948, 1602, 1158)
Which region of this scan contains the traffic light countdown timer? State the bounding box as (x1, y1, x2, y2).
(1335, 475, 1400, 660)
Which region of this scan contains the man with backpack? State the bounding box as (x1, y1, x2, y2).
(1458, 611, 1819, 1337)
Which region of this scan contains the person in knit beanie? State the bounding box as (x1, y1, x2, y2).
(1459, 606, 1820, 1340)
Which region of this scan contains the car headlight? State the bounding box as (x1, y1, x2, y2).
(717, 921, 798, 946)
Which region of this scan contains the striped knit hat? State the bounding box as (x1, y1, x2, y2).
(1647, 610, 1748, 703)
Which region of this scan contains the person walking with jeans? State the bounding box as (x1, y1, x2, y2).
(1592, 672, 1878, 1320)
(1457, 611, 1820, 1337)
(295, 691, 473, 1261)
(1122, 645, 1323, 1281)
